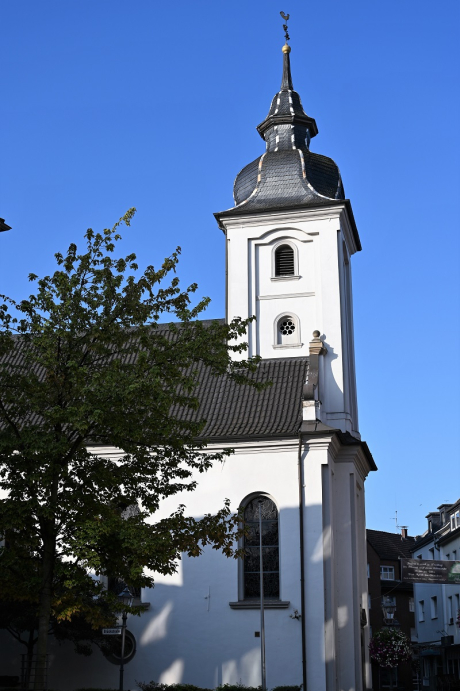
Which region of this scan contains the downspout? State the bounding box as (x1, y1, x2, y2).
(298, 433, 307, 691)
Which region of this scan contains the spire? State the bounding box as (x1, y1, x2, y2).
(281, 44, 293, 91)
(256, 44, 318, 147)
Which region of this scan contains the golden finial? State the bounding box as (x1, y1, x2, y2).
(282, 44, 291, 54)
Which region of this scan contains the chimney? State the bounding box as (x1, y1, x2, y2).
(401, 526, 408, 539)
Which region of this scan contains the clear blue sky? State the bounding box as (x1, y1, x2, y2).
(1, 0, 459, 537)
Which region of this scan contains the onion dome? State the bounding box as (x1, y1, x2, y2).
(216, 44, 346, 221)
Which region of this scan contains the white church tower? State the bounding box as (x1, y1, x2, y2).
(216, 42, 360, 439)
(215, 41, 376, 690)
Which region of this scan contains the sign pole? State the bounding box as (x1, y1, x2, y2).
(119, 611, 127, 691)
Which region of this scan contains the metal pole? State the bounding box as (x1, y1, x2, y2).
(119, 611, 127, 691)
(259, 501, 266, 691)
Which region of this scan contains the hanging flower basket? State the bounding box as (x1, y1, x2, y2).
(369, 628, 412, 668)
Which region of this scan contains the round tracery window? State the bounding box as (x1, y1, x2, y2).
(279, 318, 296, 336)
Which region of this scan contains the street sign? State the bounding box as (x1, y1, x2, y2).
(401, 559, 460, 585)
(102, 628, 122, 635)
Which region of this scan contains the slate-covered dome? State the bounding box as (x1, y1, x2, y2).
(218, 44, 345, 218)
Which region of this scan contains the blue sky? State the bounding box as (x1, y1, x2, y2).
(1, 0, 459, 537)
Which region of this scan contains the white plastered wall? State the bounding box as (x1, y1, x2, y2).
(223, 205, 360, 436)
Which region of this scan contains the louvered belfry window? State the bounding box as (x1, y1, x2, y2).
(243, 497, 279, 599)
(275, 244, 295, 276)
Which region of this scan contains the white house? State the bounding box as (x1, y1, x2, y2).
(412, 500, 460, 688)
(1, 40, 377, 691)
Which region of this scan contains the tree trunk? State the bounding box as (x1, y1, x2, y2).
(34, 525, 55, 691)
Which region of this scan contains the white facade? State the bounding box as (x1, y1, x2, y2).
(0, 435, 374, 690)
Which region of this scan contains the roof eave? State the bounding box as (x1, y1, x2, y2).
(214, 199, 362, 253)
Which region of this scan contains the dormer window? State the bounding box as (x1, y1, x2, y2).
(275, 244, 295, 276)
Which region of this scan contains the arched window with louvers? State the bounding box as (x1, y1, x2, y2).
(242, 495, 280, 600)
(273, 242, 297, 278)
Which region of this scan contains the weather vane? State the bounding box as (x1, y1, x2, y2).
(280, 11, 290, 43)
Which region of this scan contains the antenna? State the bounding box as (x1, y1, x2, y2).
(280, 11, 290, 43)
(389, 510, 399, 533)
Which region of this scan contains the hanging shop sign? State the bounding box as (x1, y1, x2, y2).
(401, 559, 460, 585)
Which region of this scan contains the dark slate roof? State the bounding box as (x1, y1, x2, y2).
(0, 324, 309, 442)
(367, 529, 416, 560)
(175, 355, 309, 441)
(231, 149, 344, 212)
(215, 45, 348, 221)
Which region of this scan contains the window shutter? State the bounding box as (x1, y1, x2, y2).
(275, 245, 295, 276)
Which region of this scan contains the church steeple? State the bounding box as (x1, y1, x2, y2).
(281, 43, 294, 90)
(256, 44, 318, 151)
(215, 43, 346, 222)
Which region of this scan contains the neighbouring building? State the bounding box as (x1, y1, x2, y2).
(412, 500, 460, 690)
(1, 38, 377, 690)
(367, 528, 416, 690)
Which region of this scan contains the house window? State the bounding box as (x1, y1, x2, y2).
(274, 244, 295, 276)
(380, 667, 398, 688)
(243, 496, 279, 600)
(367, 563, 370, 579)
(448, 596, 453, 623)
(380, 565, 395, 580)
(274, 313, 301, 348)
(430, 596, 438, 619)
(456, 511, 460, 528)
(419, 600, 425, 622)
(451, 514, 455, 531)
(368, 594, 371, 610)
(409, 597, 415, 612)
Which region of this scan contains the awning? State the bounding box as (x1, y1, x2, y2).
(420, 648, 441, 656)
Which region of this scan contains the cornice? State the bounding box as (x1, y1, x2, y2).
(215, 201, 361, 254)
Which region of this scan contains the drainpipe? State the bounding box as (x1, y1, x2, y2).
(298, 433, 307, 690)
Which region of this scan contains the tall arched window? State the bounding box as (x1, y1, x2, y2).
(243, 496, 279, 599)
(274, 244, 295, 276)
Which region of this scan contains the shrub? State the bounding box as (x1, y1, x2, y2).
(272, 687, 301, 691)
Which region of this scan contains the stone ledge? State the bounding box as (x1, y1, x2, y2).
(229, 600, 290, 610)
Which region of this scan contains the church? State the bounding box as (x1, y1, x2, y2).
(2, 37, 376, 691)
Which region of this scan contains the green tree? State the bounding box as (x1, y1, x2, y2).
(0, 209, 258, 689)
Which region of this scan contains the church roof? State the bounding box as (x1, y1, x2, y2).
(175, 354, 309, 442)
(0, 325, 310, 442)
(215, 44, 347, 222)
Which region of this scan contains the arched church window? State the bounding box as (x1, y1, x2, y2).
(274, 313, 300, 347)
(274, 244, 295, 276)
(243, 495, 279, 600)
